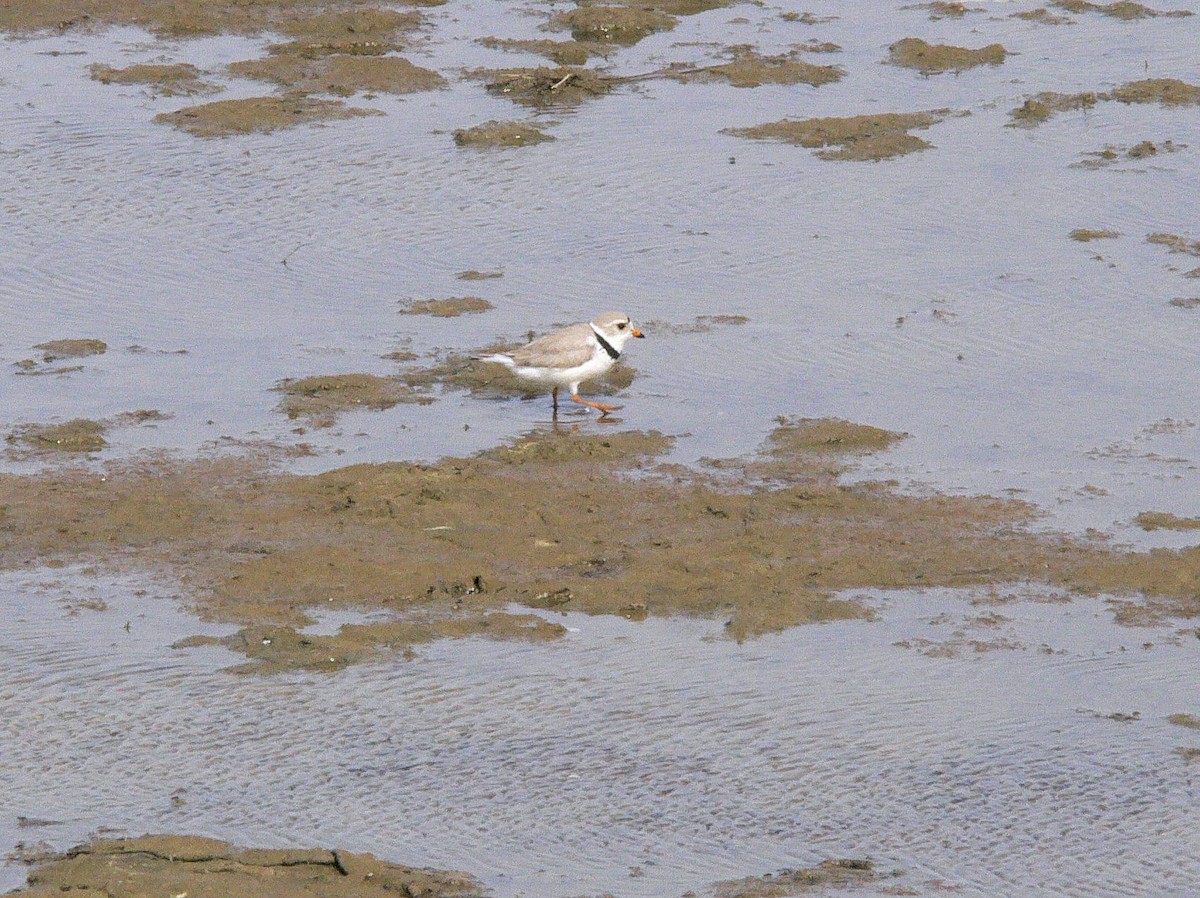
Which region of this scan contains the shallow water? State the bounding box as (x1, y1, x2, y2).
(2, 569, 1199, 897)
(2, 1, 1200, 545)
(4, 1, 1200, 894)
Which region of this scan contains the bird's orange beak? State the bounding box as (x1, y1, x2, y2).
(632, 327, 644, 338)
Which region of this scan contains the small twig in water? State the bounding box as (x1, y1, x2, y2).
(281, 241, 312, 267)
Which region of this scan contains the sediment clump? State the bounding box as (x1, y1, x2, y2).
(89, 62, 217, 95)
(275, 373, 434, 427)
(32, 338, 108, 361)
(477, 37, 602, 66)
(229, 54, 445, 95)
(725, 111, 948, 161)
(5, 416, 1200, 670)
(479, 66, 615, 107)
(670, 46, 843, 88)
(453, 121, 555, 147)
(10, 835, 482, 898)
(1009, 79, 1200, 126)
(1070, 228, 1120, 241)
(552, 5, 676, 45)
(1050, 0, 1192, 18)
(154, 97, 377, 137)
(399, 296, 495, 316)
(888, 37, 1007, 74)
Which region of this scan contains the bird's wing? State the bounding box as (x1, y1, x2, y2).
(509, 323, 596, 369)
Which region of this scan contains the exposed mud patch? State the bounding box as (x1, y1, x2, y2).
(456, 269, 504, 280)
(8, 416, 1200, 669)
(888, 37, 1007, 74)
(552, 6, 676, 46)
(779, 12, 838, 23)
(604, 0, 744, 13)
(1168, 712, 1200, 728)
(478, 66, 615, 107)
(1070, 228, 1120, 241)
(1009, 79, 1200, 126)
(642, 314, 750, 335)
(477, 36, 603, 66)
(725, 111, 949, 161)
(711, 859, 879, 896)
(1050, 0, 1193, 18)
(905, 1, 983, 18)
(154, 96, 377, 137)
(670, 46, 843, 88)
(1109, 78, 1200, 106)
(1012, 7, 1075, 22)
(1169, 297, 1200, 309)
(89, 62, 218, 96)
(1148, 232, 1200, 257)
(274, 373, 434, 427)
(453, 120, 555, 147)
(1007, 91, 1098, 126)
(1072, 139, 1184, 168)
(31, 338, 107, 361)
(12, 835, 481, 898)
(0, 0, 435, 38)
(1135, 511, 1200, 530)
(399, 296, 495, 316)
(7, 419, 109, 454)
(229, 54, 445, 96)
(5, 410, 169, 458)
(270, 7, 424, 56)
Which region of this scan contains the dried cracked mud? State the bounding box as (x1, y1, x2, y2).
(3, 418, 1200, 674)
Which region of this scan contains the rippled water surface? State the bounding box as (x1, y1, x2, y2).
(3, 0, 1200, 894)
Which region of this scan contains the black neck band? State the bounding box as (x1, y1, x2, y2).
(593, 328, 620, 360)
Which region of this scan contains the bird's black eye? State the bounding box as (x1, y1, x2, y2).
(618, 322, 627, 330)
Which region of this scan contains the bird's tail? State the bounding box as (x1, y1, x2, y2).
(472, 353, 515, 368)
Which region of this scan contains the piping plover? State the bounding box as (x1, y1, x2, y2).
(476, 311, 645, 416)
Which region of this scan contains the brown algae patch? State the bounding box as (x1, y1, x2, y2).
(155, 97, 376, 137)
(477, 37, 604, 66)
(712, 859, 878, 897)
(453, 120, 555, 147)
(229, 54, 445, 96)
(7, 419, 109, 454)
(1070, 228, 1120, 241)
(480, 66, 615, 107)
(89, 62, 218, 96)
(275, 373, 434, 427)
(9, 415, 1200, 669)
(456, 269, 503, 280)
(672, 46, 843, 88)
(13, 835, 481, 898)
(1050, 0, 1193, 18)
(552, 5, 675, 45)
(888, 38, 1008, 74)
(32, 338, 107, 361)
(725, 111, 948, 161)
(399, 296, 495, 316)
(1135, 511, 1200, 530)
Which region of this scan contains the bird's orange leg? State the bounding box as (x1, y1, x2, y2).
(571, 392, 622, 415)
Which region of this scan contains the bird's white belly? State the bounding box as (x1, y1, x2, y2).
(516, 352, 613, 389)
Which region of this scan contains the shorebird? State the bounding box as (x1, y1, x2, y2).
(475, 311, 644, 416)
